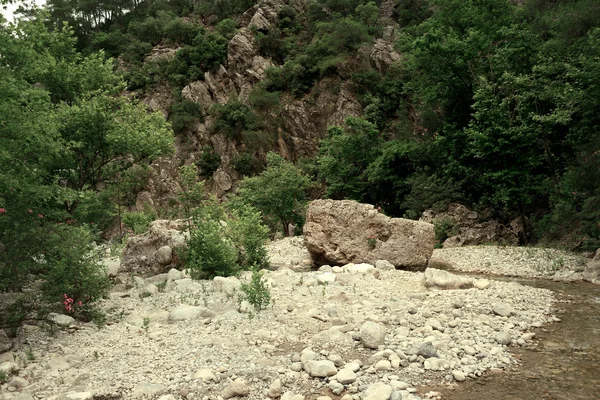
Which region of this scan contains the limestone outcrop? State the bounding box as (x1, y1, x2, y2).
(304, 200, 435, 270)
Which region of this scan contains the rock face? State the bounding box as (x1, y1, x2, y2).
(304, 200, 435, 269)
(121, 220, 188, 276)
(420, 203, 519, 247)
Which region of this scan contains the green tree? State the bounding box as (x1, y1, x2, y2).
(235, 152, 311, 236)
(317, 117, 382, 201)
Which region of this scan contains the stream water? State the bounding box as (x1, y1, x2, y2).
(422, 278, 600, 400)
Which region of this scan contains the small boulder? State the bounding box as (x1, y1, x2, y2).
(423, 268, 473, 289)
(155, 246, 173, 265)
(222, 378, 250, 398)
(362, 383, 393, 400)
(267, 379, 283, 398)
(317, 273, 336, 285)
(194, 368, 217, 381)
(306, 360, 337, 377)
(360, 321, 386, 349)
(492, 303, 516, 317)
(375, 260, 395, 271)
(8, 377, 30, 389)
(417, 342, 438, 358)
(452, 370, 466, 382)
(169, 305, 215, 321)
(213, 276, 242, 296)
(49, 313, 75, 328)
(495, 332, 512, 345)
(132, 382, 165, 398)
(336, 368, 357, 384)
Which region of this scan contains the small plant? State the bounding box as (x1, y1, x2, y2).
(367, 234, 377, 248)
(25, 348, 35, 362)
(0, 370, 6, 383)
(433, 217, 458, 247)
(94, 351, 99, 360)
(156, 281, 167, 293)
(240, 267, 271, 311)
(142, 317, 150, 334)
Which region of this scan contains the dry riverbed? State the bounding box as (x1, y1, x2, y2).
(1, 240, 586, 400)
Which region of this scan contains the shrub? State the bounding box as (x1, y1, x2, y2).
(170, 100, 203, 135)
(433, 217, 457, 247)
(232, 152, 262, 177)
(122, 209, 157, 234)
(249, 85, 281, 112)
(196, 147, 221, 177)
(216, 18, 237, 39)
(186, 217, 238, 279)
(240, 267, 271, 311)
(228, 205, 270, 269)
(211, 101, 257, 141)
(163, 18, 201, 45)
(40, 226, 111, 318)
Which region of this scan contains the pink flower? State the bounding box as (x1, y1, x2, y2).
(0, 208, 6, 214)
(38, 213, 44, 219)
(28, 209, 33, 213)
(77, 301, 82, 307)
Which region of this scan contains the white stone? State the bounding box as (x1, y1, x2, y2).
(168, 305, 215, 321)
(375, 260, 395, 271)
(316, 273, 336, 285)
(362, 383, 393, 400)
(307, 360, 337, 377)
(452, 370, 466, 382)
(49, 313, 75, 327)
(360, 321, 386, 349)
(336, 368, 357, 384)
(194, 368, 217, 381)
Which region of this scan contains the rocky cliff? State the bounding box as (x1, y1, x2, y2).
(136, 0, 401, 212)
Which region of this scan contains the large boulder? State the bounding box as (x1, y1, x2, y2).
(304, 200, 434, 270)
(121, 220, 188, 276)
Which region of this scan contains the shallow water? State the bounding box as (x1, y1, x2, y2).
(421, 278, 600, 400)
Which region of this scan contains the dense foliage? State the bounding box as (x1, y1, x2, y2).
(0, 15, 173, 326)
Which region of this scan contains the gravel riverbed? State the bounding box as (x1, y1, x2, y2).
(1, 239, 579, 400)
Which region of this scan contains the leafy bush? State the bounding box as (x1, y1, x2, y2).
(232, 152, 262, 177)
(170, 100, 203, 135)
(163, 18, 201, 45)
(249, 85, 281, 112)
(228, 205, 270, 269)
(186, 217, 238, 279)
(166, 30, 228, 87)
(240, 267, 271, 311)
(216, 18, 238, 39)
(433, 217, 457, 247)
(196, 147, 221, 177)
(40, 226, 111, 318)
(211, 101, 257, 140)
(122, 209, 157, 234)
